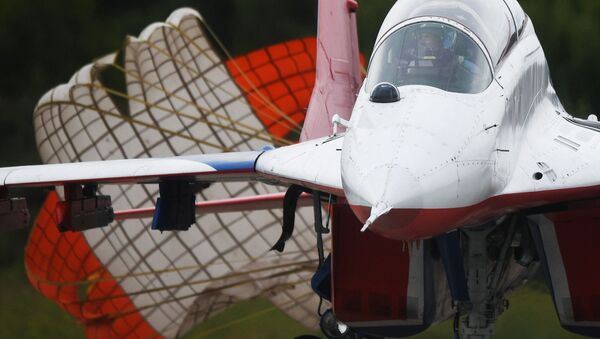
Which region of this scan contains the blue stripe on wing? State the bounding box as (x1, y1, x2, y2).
(204, 159, 258, 172)
(182, 150, 266, 172)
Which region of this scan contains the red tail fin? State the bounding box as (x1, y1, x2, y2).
(300, 0, 362, 141)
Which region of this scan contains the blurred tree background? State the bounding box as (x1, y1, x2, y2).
(0, 0, 598, 338)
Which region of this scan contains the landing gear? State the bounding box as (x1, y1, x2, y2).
(461, 225, 502, 339)
(458, 216, 539, 339)
(320, 309, 350, 338)
(319, 309, 383, 339)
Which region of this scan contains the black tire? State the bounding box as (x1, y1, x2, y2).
(319, 309, 350, 339)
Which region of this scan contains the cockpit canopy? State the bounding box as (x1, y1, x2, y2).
(377, 0, 525, 66)
(367, 22, 493, 94)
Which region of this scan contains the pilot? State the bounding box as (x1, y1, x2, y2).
(417, 30, 441, 59)
(416, 28, 452, 68)
(415, 27, 483, 76)
(397, 26, 453, 72)
(393, 24, 482, 89)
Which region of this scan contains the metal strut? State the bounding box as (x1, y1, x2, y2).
(461, 217, 517, 339)
(462, 225, 496, 339)
(312, 190, 330, 267)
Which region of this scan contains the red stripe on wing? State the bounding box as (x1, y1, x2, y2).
(114, 192, 312, 220)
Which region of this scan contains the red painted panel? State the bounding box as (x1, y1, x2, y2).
(550, 203, 600, 321)
(332, 203, 412, 323)
(346, 183, 600, 241)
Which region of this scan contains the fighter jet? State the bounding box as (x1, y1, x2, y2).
(1, 0, 599, 338)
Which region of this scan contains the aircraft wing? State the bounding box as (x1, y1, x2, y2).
(498, 112, 600, 209)
(0, 152, 261, 187)
(502, 111, 600, 336)
(256, 135, 344, 195)
(0, 135, 344, 194)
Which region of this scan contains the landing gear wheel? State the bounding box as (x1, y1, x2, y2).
(319, 309, 350, 338)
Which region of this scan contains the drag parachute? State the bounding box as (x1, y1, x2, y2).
(25, 8, 325, 338)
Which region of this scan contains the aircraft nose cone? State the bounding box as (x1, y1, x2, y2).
(366, 165, 422, 207)
(346, 164, 427, 239)
(350, 164, 423, 218)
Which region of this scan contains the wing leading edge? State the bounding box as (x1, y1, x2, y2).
(0, 136, 344, 193)
(0, 137, 343, 230)
(0, 152, 261, 187)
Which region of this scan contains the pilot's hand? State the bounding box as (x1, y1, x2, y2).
(457, 56, 479, 74)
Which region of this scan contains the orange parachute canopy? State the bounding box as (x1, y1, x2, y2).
(226, 38, 316, 140)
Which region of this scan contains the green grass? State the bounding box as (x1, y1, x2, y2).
(493, 282, 585, 339)
(0, 259, 591, 339)
(411, 281, 586, 339)
(182, 298, 320, 339)
(0, 258, 84, 339)
(184, 279, 588, 339)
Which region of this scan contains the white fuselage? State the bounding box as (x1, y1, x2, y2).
(341, 12, 558, 240)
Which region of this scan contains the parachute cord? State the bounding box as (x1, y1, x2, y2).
(100, 273, 313, 320)
(93, 84, 271, 149)
(110, 42, 298, 143)
(163, 19, 304, 137)
(90, 262, 315, 305)
(39, 97, 228, 151)
(199, 22, 304, 134)
(189, 290, 315, 338)
(27, 248, 315, 287)
(106, 63, 294, 147)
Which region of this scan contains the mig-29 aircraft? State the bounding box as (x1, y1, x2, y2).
(1, 0, 599, 338)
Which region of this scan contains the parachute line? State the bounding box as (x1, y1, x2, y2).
(100, 272, 313, 321)
(27, 256, 317, 288)
(143, 25, 303, 138)
(107, 63, 293, 147)
(197, 23, 305, 135)
(190, 290, 314, 337)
